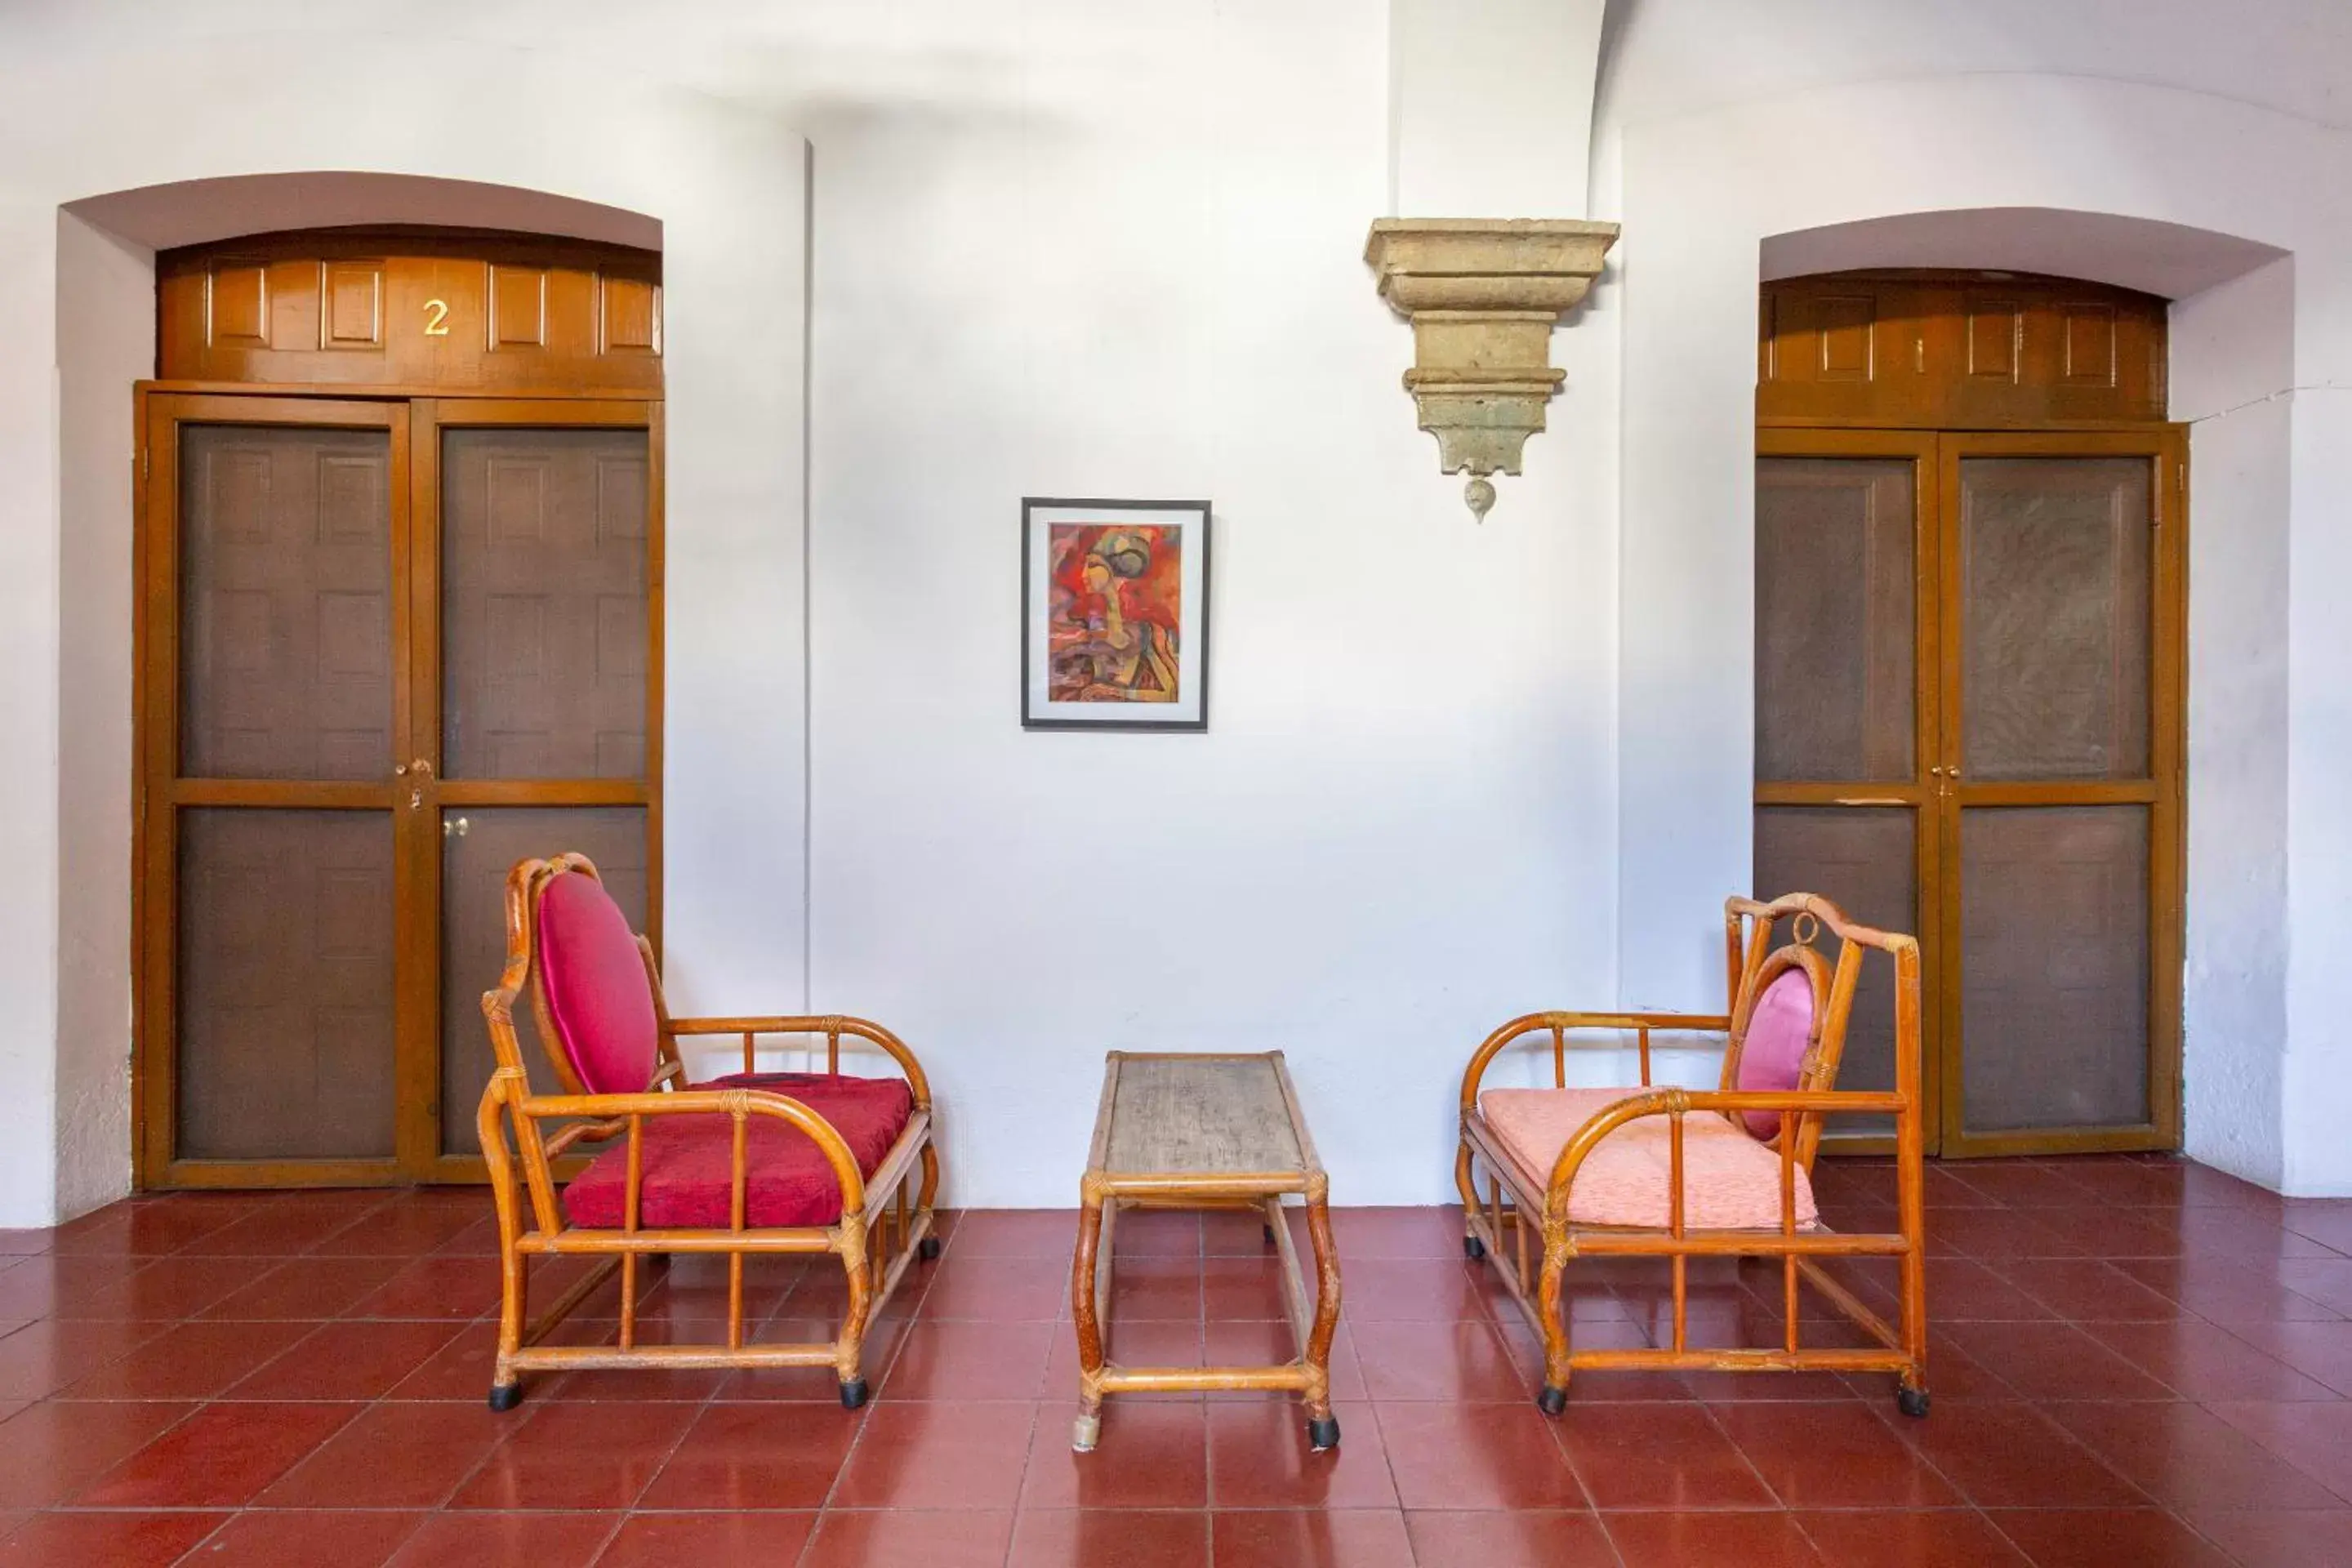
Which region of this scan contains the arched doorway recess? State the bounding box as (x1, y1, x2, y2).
(1753, 267, 2185, 1158)
(135, 225, 664, 1187)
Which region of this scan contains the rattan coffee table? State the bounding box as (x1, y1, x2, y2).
(1070, 1050, 1343, 1451)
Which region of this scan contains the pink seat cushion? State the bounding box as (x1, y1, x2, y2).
(537, 872, 660, 1095)
(563, 1072, 915, 1230)
(1735, 969, 1817, 1139)
(1478, 1087, 1818, 1232)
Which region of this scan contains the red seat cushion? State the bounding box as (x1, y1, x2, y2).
(537, 871, 660, 1094)
(561, 1072, 915, 1230)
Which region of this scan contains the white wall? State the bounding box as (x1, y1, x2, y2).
(1390, 0, 1605, 216)
(804, 0, 1617, 1205)
(2173, 256, 2295, 1187)
(2281, 341, 2352, 1195)
(52, 212, 154, 1217)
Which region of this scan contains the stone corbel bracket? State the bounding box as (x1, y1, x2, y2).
(1365, 218, 1619, 519)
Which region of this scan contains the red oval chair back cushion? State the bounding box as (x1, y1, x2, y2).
(536, 871, 659, 1094)
(1735, 967, 1817, 1140)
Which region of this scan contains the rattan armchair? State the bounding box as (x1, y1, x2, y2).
(476, 853, 940, 1411)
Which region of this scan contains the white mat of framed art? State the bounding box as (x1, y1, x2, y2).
(1022, 497, 1210, 731)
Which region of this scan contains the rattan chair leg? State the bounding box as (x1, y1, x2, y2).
(1535, 1245, 1571, 1416)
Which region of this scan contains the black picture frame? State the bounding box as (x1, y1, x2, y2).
(1021, 497, 1211, 732)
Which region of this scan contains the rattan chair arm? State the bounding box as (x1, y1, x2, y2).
(664, 1013, 933, 1108)
(1459, 1012, 1734, 1111)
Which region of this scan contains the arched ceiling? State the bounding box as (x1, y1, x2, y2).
(1761, 207, 2287, 300)
(1598, 0, 2352, 136)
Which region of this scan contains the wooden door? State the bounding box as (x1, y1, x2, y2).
(1934, 431, 2184, 1155)
(413, 400, 662, 1180)
(136, 394, 662, 1187)
(1753, 429, 1943, 1147)
(1751, 425, 2185, 1156)
(135, 230, 665, 1189)
(138, 396, 414, 1185)
(1755, 269, 2185, 1157)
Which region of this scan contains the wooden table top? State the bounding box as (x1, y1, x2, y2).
(1089, 1051, 1322, 1181)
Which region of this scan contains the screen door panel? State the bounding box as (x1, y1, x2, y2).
(1958, 806, 2152, 1134)
(441, 428, 650, 780)
(1959, 457, 2151, 782)
(180, 425, 393, 780)
(1756, 457, 1917, 783)
(176, 808, 398, 1160)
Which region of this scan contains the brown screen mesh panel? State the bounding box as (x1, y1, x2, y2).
(176, 808, 397, 1160)
(1960, 457, 2152, 781)
(440, 807, 650, 1155)
(1960, 806, 2151, 1134)
(179, 425, 393, 779)
(1755, 457, 1915, 783)
(1753, 806, 1918, 1135)
(442, 428, 650, 780)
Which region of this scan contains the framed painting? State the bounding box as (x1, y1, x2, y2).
(1022, 497, 1210, 731)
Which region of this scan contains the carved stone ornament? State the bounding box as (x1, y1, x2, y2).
(1364, 218, 1619, 519)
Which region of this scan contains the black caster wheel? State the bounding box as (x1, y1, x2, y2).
(487, 1382, 523, 1413)
(1896, 1385, 1930, 1419)
(840, 1378, 871, 1410)
(918, 1236, 943, 1261)
(1307, 1415, 1341, 1450)
(1463, 1234, 1486, 1260)
(1535, 1384, 1567, 1416)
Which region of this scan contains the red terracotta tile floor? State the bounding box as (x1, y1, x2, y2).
(0, 1157, 2346, 1564)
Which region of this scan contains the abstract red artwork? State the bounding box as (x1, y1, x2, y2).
(1045, 523, 1183, 704)
(1022, 498, 1209, 731)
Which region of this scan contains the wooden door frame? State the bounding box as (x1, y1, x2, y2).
(1931, 427, 2187, 1157)
(131, 390, 666, 1190)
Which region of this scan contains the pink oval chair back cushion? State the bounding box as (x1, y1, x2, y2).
(536, 871, 659, 1095)
(1735, 966, 1817, 1139)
